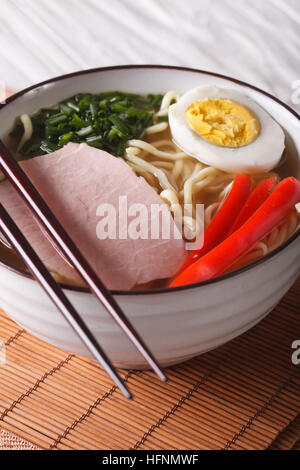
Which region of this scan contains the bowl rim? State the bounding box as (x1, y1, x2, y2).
(0, 64, 299, 296)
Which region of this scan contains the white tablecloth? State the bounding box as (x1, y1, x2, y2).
(0, 0, 299, 111)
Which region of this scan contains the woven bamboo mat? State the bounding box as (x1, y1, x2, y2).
(0, 278, 299, 451)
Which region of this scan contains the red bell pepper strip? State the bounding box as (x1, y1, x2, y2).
(228, 176, 277, 235)
(179, 174, 252, 273)
(170, 177, 300, 287)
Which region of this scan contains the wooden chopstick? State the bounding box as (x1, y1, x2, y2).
(0, 202, 132, 399)
(0, 140, 167, 383)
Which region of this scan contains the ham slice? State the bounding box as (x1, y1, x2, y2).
(0, 143, 185, 290)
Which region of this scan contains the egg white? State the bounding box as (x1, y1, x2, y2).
(168, 86, 285, 174)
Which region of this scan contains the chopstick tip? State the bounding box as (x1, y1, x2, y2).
(159, 371, 168, 383)
(124, 388, 133, 400)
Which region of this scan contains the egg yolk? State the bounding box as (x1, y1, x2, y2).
(184, 98, 261, 147)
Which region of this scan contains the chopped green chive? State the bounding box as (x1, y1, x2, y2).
(76, 125, 93, 137)
(157, 115, 169, 122)
(11, 91, 164, 158)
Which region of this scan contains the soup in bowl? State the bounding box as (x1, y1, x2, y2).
(0, 66, 299, 368)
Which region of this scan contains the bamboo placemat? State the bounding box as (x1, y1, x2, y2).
(0, 278, 299, 450)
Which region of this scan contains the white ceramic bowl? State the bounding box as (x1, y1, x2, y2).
(0, 66, 299, 368)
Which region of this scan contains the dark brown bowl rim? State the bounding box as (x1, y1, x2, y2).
(0, 64, 299, 296)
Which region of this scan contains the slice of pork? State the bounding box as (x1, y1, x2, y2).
(0, 143, 185, 290)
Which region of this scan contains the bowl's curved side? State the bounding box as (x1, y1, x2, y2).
(0, 236, 298, 368)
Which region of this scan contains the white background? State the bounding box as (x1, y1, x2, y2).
(0, 0, 299, 110)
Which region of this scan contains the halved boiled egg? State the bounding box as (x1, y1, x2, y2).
(168, 86, 285, 174)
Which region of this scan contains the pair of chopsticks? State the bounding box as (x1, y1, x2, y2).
(0, 140, 167, 398)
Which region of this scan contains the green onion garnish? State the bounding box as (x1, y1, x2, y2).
(11, 91, 163, 159)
